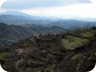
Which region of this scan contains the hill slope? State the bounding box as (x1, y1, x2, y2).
(0, 23, 64, 47)
(0, 27, 96, 72)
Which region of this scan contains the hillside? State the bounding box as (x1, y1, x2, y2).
(0, 27, 96, 72)
(0, 23, 64, 47)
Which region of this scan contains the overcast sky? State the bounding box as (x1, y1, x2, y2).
(1, 0, 91, 9)
(0, 0, 96, 19)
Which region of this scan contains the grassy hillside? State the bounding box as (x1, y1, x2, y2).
(61, 28, 95, 50)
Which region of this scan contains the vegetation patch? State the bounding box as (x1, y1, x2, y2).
(61, 35, 89, 50)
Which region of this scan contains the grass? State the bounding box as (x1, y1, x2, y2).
(0, 52, 11, 60)
(61, 29, 96, 50)
(80, 31, 94, 38)
(71, 54, 82, 60)
(61, 35, 89, 50)
(24, 67, 41, 72)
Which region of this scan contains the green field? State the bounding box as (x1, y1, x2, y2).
(61, 29, 95, 50)
(0, 52, 11, 61)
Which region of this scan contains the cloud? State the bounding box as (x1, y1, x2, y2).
(20, 3, 96, 19)
(90, 0, 96, 4)
(0, 0, 7, 7)
(1, 0, 91, 9)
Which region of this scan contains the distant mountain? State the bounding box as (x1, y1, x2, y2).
(0, 11, 49, 20)
(0, 11, 58, 20)
(0, 11, 96, 28)
(0, 11, 30, 17)
(49, 20, 96, 29)
(0, 11, 55, 25)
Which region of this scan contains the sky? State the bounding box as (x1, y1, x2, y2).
(1, 0, 91, 9)
(0, 0, 96, 19)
